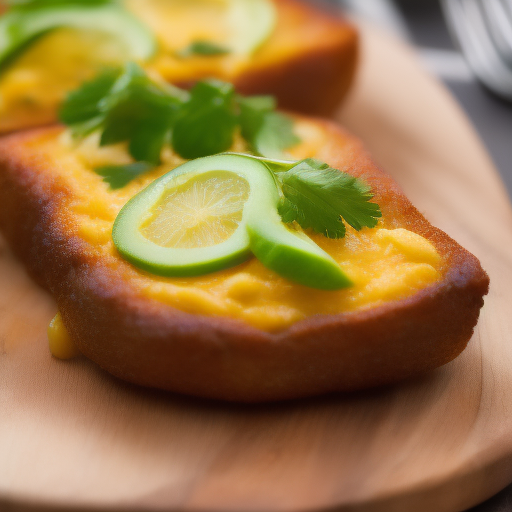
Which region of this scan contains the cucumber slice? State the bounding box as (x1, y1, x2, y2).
(0, 4, 156, 68)
(227, 0, 277, 55)
(113, 153, 352, 289)
(113, 154, 275, 277)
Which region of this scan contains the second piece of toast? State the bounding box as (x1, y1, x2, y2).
(0, 0, 357, 134)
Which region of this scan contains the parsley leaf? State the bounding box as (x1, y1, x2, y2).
(239, 96, 300, 158)
(94, 162, 153, 190)
(172, 80, 238, 159)
(176, 40, 230, 59)
(276, 159, 382, 238)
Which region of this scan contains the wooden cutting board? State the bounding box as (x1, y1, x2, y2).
(2, 22, 512, 512)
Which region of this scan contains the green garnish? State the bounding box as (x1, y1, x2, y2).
(59, 67, 121, 136)
(239, 96, 300, 158)
(172, 80, 238, 159)
(60, 63, 300, 186)
(98, 64, 184, 165)
(176, 40, 230, 59)
(276, 159, 382, 238)
(111, 152, 380, 289)
(62, 64, 185, 164)
(95, 162, 154, 190)
(0, 0, 156, 69)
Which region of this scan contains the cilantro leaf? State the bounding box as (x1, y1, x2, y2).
(60, 64, 301, 187)
(95, 162, 153, 190)
(239, 96, 300, 158)
(61, 63, 184, 165)
(98, 64, 185, 164)
(176, 40, 230, 59)
(238, 95, 275, 142)
(276, 159, 382, 238)
(99, 63, 184, 163)
(172, 80, 238, 159)
(59, 67, 120, 128)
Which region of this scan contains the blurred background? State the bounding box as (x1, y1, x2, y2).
(332, 0, 512, 200)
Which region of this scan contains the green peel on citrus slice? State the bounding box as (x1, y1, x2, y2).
(0, 4, 156, 69)
(113, 154, 352, 289)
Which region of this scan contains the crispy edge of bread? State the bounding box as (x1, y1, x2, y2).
(0, 0, 358, 134)
(0, 121, 489, 402)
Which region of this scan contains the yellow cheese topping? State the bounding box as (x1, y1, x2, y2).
(33, 126, 443, 332)
(48, 313, 80, 360)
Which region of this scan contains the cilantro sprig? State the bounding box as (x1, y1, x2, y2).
(60, 63, 300, 184)
(172, 79, 238, 159)
(275, 159, 382, 238)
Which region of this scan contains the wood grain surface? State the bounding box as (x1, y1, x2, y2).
(1, 23, 512, 512)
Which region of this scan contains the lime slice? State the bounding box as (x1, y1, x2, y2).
(113, 154, 352, 290)
(227, 0, 277, 55)
(0, 4, 156, 69)
(113, 154, 273, 277)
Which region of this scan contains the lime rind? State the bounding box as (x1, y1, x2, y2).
(0, 4, 157, 69)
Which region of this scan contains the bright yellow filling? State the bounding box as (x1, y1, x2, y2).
(32, 126, 444, 332)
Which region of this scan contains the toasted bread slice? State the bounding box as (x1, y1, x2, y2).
(0, 120, 488, 402)
(0, 0, 357, 134)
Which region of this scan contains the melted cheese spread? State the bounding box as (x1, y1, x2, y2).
(33, 125, 444, 332)
(48, 313, 80, 359)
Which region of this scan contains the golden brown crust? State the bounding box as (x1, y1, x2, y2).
(0, 0, 358, 134)
(0, 121, 489, 402)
